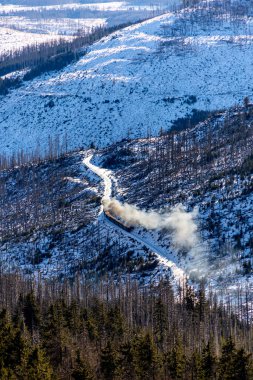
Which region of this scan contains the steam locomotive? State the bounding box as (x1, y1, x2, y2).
(104, 210, 134, 232)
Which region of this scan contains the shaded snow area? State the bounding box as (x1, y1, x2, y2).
(96, 104, 253, 299)
(0, 151, 101, 277)
(84, 154, 186, 284)
(1, 0, 253, 155)
(0, 150, 177, 284)
(1, 106, 253, 303)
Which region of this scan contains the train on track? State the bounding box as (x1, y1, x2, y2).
(104, 210, 134, 232)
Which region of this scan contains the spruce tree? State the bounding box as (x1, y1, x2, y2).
(153, 297, 167, 348)
(191, 351, 204, 380)
(72, 350, 94, 380)
(218, 337, 251, 380)
(25, 347, 53, 380)
(100, 341, 118, 380)
(41, 302, 68, 368)
(201, 341, 216, 380)
(22, 292, 40, 335)
(118, 341, 135, 380)
(218, 337, 236, 380)
(233, 348, 251, 380)
(166, 340, 185, 380)
(105, 305, 124, 340)
(132, 332, 160, 380)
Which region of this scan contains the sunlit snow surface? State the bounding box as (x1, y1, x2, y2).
(0, 1, 168, 44)
(0, 27, 74, 54)
(0, 17, 107, 39)
(1, 2, 253, 155)
(0, 2, 164, 13)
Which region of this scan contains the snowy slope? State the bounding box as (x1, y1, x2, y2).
(0, 1, 169, 52)
(84, 154, 186, 283)
(94, 105, 253, 296)
(1, 1, 253, 155)
(0, 150, 175, 283)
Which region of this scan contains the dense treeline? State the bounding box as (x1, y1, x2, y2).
(0, 273, 251, 379)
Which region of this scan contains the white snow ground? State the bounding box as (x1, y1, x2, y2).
(1, 1, 253, 156)
(0, 17, 107, 37)
(0, 1, 168, 54)
(0, 2, 166, 14)
(0, 27, 73, 54)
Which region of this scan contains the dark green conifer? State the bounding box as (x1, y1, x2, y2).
(132, 332, 160, 380)
(72, 350, 94, 380)
(166, 340, 185, 380)
(153, 297, 167, 347)
(22, 292, 40, 335)
(25, 347, 53, 380)
(100, 341, 118, 380)
(201, 341, 216, 379)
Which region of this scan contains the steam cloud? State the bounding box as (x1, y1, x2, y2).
(103, 198, 198, 249)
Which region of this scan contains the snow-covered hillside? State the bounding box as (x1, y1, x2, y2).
(0, 1, 168, 53)
(1, 0, 253, 156)
(0, 102, 253, 310)
(96, 103, 253, 296)
(0, 150, 175, 283)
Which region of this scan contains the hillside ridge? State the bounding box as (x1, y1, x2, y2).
(1, 0, 253, 156)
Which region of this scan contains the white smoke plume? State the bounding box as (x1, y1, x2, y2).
(103, 198, 198, 249)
